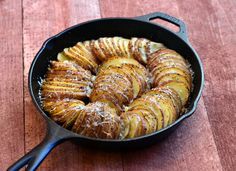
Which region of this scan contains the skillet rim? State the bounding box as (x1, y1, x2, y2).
(28, 17, 205, 142)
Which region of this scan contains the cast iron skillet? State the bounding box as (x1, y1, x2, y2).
(8, 12, 204, 171)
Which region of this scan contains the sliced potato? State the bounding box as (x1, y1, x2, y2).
(161, 81, 190, 106)
(156, 87, 182, 118)
(106, 37, 118, 56)
(122, 38, 132, 58)
(127, 97, 164, 130)
(125, 112, 143, 138)
(99, 57, 141, 72)
(72, 102, 121, 139)
(145, 88, 178, 123)
(139, 109, 157, 134)
(156, 73, 191, 90)
(147, 41, 165, 54)
(41, 61, 93, 100)
(57, 52, 70, 62)
(152, 67, 191, 86)
(43, 99, 85, 128)
(111, 37, 123, 57)
(90, 40, 107, 61)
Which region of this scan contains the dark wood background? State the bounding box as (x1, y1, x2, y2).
(0, 0, 235, 170)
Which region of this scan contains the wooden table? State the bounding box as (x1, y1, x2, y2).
(1, 0, 235, 170)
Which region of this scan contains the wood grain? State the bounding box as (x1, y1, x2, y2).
(122, 99, 222, 171)
(176, 0, 236, 170)
(0, 0, 24, 170)
(100, 0, 224, 170)
(23, 0, 123, 170)
(100, 0, 236, 170)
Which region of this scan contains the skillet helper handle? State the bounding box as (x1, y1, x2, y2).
(135, 12, 188, 42)
(7, 124, 67, 171)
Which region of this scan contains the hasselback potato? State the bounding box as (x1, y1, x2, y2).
(41, 61, 93, 100)
(40, 37, 192, 139)
(90, 57, 149, 111)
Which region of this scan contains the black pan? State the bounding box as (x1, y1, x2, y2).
(8, 12, 204, 171)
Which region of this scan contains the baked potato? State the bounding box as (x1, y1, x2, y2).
(90, 57, 148, 111)
(43, 99, 85, 128)
(41, 37, 193, 140)
(129, 38, 165, 64)
(72, 102, 123, 139)
(57, 42, 98, 73)
(121, 86, 181, 139)
(41, 61, 93, 100)
(147, 48, 192, 106)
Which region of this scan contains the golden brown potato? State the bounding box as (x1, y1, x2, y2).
(57, 44, 98, 73)
(41, 61, 93, 100)
(43, 99, 85, 128)
(160, 81, 190, 106)
(90, 66, 134, 110)
(98, 57, 148, 98)
(72, 102, 123, 139)
(91, 57, 148, 111)
(121, 86, 183, 138)
(89, 37, 132, 61)
(41, 37, 193, 140)
(129, 38, 165, 64)
(147, 48, 192, 106)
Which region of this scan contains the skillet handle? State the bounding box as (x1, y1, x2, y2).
(7, 122, 70, 171)
(135, 12, 188, 42)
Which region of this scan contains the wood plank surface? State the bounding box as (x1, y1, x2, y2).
(1, 0, 235, 170)
(0, 0, 24, 170)
(23, 0, 122, 170)
(100, 0, 236, 170)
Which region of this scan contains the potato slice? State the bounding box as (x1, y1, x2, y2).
(129, 109, 150, 135)
(120, 113, 130, 138)
(106, 37, 118, 57)
(92, 67, 133, 107)
(161, 81, 190, 106)
(57, 52, 71, 62)
(145, 88, 178, 123)
(152, 93, 176, 126)
(99, 38, 113, 58)
(156, 87, 182, 117)
(90, 40, 107, 61)
(99, 57, 141, 72)
(128, 97, 165, 130)
(117, 37, 128, 57)
(70, 46, 97, 72)
(148, 48, 183, 65)
(137, 38, 150, 64)
(72, 102, 121, 139)
(139, 109, 157, 134)
(152, 67, 191, 86)
(43, 99, 85, 128)
(125, 112, 143, 138)
(90, 90, 121, 110)
(41, 61, 93, 100)
(122, 38, 132, 58)
(62, 48, 90, 70)
(129, 38, 139, 60)
(120, 65, 142, 98)
(147, 41, 165, 54)
(149, 59, 189, 73)
(156, 73, 191, 90)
